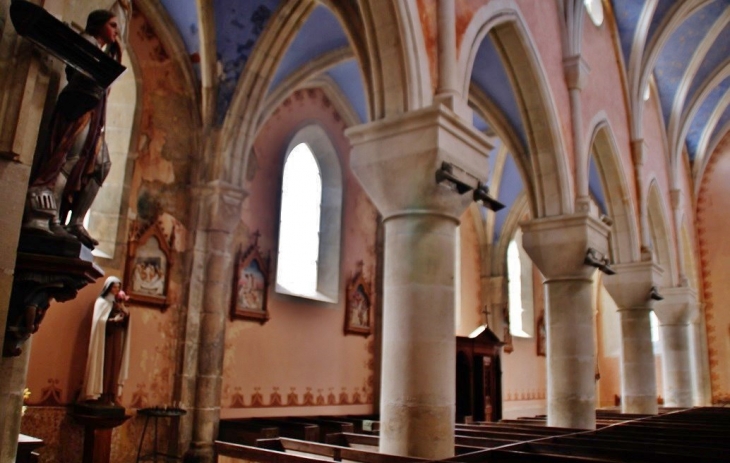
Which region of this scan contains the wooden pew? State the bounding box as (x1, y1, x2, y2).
(457, 423, 579, 436)
(216, 440, 326, 462)
(284, 417, 354, 442)
(516, 441, 727, 463)
(260, 437, 426, 462)
(245, 419, 320, 442)
(218, 420, 279, 446)
(550, 435, 728, 462)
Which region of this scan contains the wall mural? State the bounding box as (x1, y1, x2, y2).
(345, 261, 373, 336)
(125, 218, 173, 309)
(228, 386, 371, 408)
(230, 231, 270, 324)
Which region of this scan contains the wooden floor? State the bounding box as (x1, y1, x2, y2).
(216, 407, 730, 462)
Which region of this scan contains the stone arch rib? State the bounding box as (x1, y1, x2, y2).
(458, 0, 572, 219)
(585, 115, 641, 264)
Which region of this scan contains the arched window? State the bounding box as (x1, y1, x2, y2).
(275, 125, 342, 302)
(650, 310, 661, 348)
(507, 230, 534, 337)
(276, 143, 322, 296)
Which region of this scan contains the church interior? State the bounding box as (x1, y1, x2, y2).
(1, 0, 730, 462)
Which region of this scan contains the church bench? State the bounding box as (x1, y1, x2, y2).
(440, 448, 616, 462)
(245, 419, 320, 442)
(216, 440, 328, 462)
(514, 441, 727, 463)
(284, 417, 355, 441)
(593, 426, 730, 445)
(454, 435, 523, 448)
(457, 423, 577, 436)
(258, 437, 427, 463)
(321, 433, 492, 457)
(218, 420, 279, 446)
(549, 435, 728, 461)
(323, 431, 379, 448)
(455, 428, 566, 441)
(336, 416, 380, 433)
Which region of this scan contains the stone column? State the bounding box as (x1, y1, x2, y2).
(604, 262, 662, 414)
(521, 214, 610, 430)
(689, 305, 711, 406)
(654, 286, 697, 408)
(347, 104, 491, 459)
(0, 6, 53, 462)
(0, 346, 31, 463)
(183, 183, 246, 463)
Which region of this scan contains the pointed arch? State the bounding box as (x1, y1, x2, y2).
(647, 180, 678, 287)
(666, 10, 730, 161)
(673, 59, 730, 182)
(492, 191, 530, 275)
(470, 85, 537, 219)
(585, 114, 641, 264)
(393, 0, 433, 111)
(629, 0, 712, 139)
(696, 118, 730, 199)
(136, 0, 200, 128)
(276, 124, 343, 302)
(457, 0, 572, 218)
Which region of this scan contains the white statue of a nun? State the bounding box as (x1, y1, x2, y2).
(80, 276, 131, 405)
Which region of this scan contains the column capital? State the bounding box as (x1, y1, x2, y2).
(603, 261, 663, 311)
(654, 286, 699, 325)
(520, 213, 611, 280)
(631, 139, 647, 166)
(563, 55, 591, 90)
(669, 188, 682, 211)
(191, 181, 248, 233)
(346, 103, 492, 220)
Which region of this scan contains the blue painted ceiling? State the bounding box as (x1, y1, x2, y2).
(470, 35, 527, 154)
(269, 6, 349, 90)
(611, 0, 730, 162)
(149, 1, 730, 245)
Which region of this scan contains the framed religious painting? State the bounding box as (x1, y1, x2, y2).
(344, 261, 372, 336)
(230, 232, 270, 324)
(536, 311, 546, 357)
(124, 219, 173, 310)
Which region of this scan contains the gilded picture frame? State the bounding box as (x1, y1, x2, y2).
(124, 219, 173, 310)
(231, 232, 270, 324)
(344, 261, 372, 336)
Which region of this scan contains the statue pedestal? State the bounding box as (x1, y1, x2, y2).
(72, 404, 130, 463)
(3, 233, 103, 357)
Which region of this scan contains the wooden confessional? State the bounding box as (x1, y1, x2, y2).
(456, 327, 503, 423)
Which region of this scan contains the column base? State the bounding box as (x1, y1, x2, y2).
(71, 409, 131, 463)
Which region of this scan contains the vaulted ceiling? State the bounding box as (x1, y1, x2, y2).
(154, 0, 729, 241)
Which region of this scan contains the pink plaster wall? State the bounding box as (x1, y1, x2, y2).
(220, 87, 378, 418)
(501, 262, 547, 418)
(697, 131, 730, 403)
(513, 0, 574, 178)
(581, 9, 637, 216)
(22, 8, 197, 462)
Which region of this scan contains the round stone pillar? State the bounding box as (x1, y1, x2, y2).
(618, 307, 657, 413)
(521, 214, 611, 429)
(347, 104, 491, 459)
(380, 213, 458, 457)
(604, 261, 663, 414)
(660, 323, 692, 406)
(544, 276, 596, 428)
(654, 287, 698, 408)
(183, 184, 247, 463)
